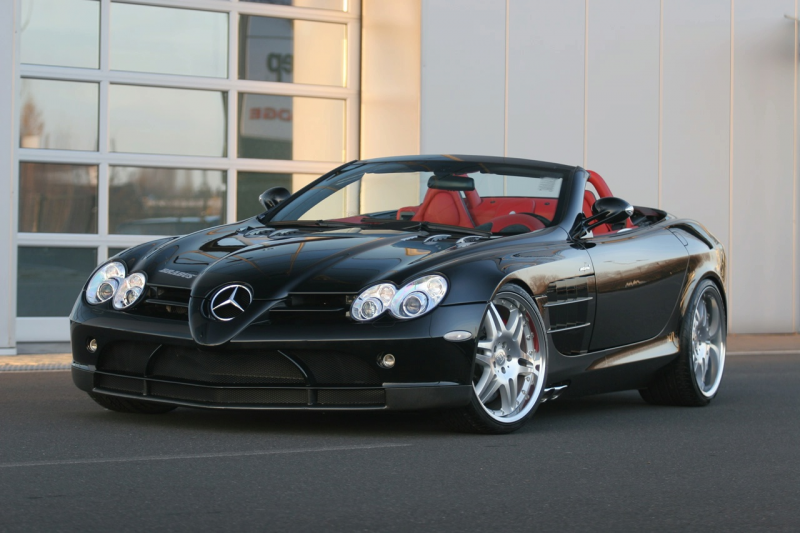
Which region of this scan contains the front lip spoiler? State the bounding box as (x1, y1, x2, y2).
(72, 365, 472, 411)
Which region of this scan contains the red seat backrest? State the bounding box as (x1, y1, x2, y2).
(411, 189, 474, 228)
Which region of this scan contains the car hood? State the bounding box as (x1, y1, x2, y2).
(125, 222, 467, 301)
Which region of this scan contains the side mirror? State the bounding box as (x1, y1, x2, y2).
(570, 196, 633, 239)
(259, 187, 291, 211)
(591, 197, 634, 226)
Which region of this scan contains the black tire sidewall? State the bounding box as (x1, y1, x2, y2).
(680, 279, 727, 403)
(466, 284, 549, 433)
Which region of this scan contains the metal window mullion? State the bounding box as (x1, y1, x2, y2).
(19, 65, 356, 98)
(227, 7, 238, 224)
(344, 17, 361, 161)
(17, 232, 168, 248)
(97, 0, 112, 258)
(104, 0, 357, 23)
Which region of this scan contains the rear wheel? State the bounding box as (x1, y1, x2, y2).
(89, 392, 178, 414)
(447, 284, 548, 434)
(640, 279, 726, 406)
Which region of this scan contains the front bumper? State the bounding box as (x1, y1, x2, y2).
(72, 365, 472, 411)
(70, 303, 484, 411)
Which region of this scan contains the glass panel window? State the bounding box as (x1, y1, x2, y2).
(20, 0, 100, 69)
(238, 94, 344, 161)
(109, 167, 226, 235)
(237, 172, 318, 220)
(19, 163, 98, 234)
(239, 16, 346, 86)
(109, 85, 227, 157)
(240, 0, 346, 12)
(19, 79, 98, 151)
(111, 3, 228, 78)
(18, 247, 97, 317)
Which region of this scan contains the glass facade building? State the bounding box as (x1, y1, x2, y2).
(11, 0, 360, 339)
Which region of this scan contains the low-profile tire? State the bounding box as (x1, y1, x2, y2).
(89, 392, 178, 414)
(446, 284, 548, 434)
(639, 279, 726, 406)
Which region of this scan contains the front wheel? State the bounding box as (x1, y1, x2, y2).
(447, 284, 548, 434)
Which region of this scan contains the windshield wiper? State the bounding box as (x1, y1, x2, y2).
(359, 218, 491, 237)
(268, 220, 363, 229)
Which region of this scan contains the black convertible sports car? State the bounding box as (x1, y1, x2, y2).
(70, 155, 727, 434)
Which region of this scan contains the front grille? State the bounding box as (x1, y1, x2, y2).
(131, 285, 191, 321)
(289, 349, 381, 386)
(149, 382, 308, 405)
(91, 341, 388, 408)
(95, 373, 144, 394)
(317, 389, 385, 406)
(267, 294, 352, 325)
(149, 346, 306, 385)
(96, 341, 160, 375)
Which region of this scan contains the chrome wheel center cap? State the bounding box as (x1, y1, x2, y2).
(494, 349, 507, 366)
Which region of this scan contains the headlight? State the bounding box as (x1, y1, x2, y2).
(390, 275, 448, 319)
(351, 275, 448, 322)
(85, 261, 126, 305)
(112, 273, 147, 310)
(351, 283, 396, 321)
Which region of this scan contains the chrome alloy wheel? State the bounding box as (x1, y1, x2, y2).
(691, 287, 726, 397)
(473, 294, 546, 423)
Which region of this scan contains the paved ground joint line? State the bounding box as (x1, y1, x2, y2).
(0, 443, 412, 469)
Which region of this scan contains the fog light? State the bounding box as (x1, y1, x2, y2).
(87, 339, 98, 353)
(379, 353, 396, 369)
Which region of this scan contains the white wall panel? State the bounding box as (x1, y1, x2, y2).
(661, 1, 731, 258)
(360, 0, 420, 159)
(420, 0, 506, 155)
(586, 0, 659, 207)
(0, 0, 17, 353)
(506, 0, 584, 165)
(731, 0, 795, 333)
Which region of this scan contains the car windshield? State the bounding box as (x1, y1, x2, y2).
(268, 160, 572, 235)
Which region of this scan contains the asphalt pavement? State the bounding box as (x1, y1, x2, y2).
(1, 354, 798, 532)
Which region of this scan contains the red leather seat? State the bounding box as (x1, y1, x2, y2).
(411, 189, 474, 228)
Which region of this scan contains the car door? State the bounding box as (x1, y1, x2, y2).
(584, 227, 688, 351)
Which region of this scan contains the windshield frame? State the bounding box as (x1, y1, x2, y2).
(262, 159, 577, 235)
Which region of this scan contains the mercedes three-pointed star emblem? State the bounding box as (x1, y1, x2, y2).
(209, 284, 253, 321)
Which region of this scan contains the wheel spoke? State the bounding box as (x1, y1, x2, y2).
(474, 367, 493, 399)
(506, 308, 521, 339)
(478, 375, 502, 403)
(499, 377, 519, 415)
(477, 339, 494, 352)
(475, 352, 493, 368)
(517, 360, 536, 376)
(484, 303, 505, 340)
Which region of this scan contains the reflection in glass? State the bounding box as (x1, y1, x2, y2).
(238, 94, 344, 161)
(109, 167, 226, 235)
(19, 79, 98, 151)
(19, 163, 98, 234)
(237, 172, 317, 220)
(239, 16, 345, 86)
(240, 0, 346, 12)
(109, 248, 128, 258)
(18, 247, 97, 317)
(20, 0, 99, 69)
(109, 85, 227, 157)
(111, 3, 228, 78)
